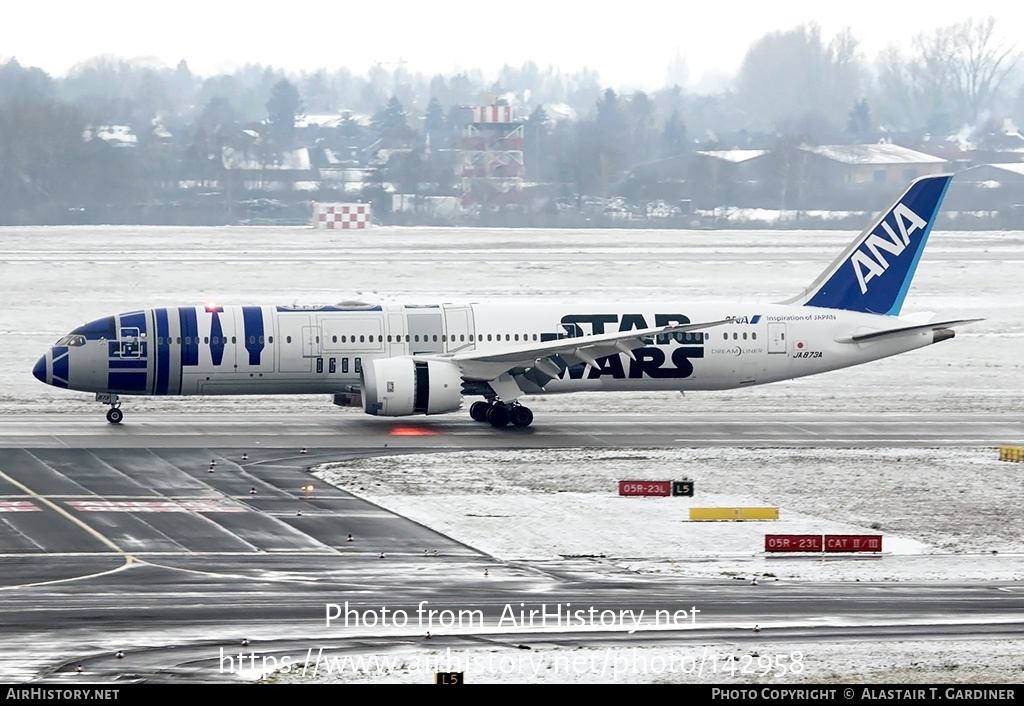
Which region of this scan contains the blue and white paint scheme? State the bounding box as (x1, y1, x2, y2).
(33, 175, 979, 427)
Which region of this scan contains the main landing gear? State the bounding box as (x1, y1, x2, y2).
(469, 400, 534, 428)
(97, 393, 123, 424)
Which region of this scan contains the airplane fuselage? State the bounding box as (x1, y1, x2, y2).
(33, 300, 937, 400)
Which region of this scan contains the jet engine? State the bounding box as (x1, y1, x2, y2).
(360, 357, 462, 417)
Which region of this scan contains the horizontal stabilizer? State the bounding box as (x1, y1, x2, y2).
(837, 318, 983, 344)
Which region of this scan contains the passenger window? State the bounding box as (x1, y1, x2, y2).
(268, 336, 273, 343)
(333, 335, 338, 343)
(286, 336, 292, 343)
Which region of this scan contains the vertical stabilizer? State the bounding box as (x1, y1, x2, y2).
(784, 174, 952, 315)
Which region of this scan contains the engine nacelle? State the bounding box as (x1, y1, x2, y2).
(360, 356, 462, 417)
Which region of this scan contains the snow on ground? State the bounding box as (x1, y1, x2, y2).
(313, 447, 1024, 582)
(291, 447, 1024, 684)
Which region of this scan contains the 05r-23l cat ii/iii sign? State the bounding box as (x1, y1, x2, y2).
(34, 174, 978, 428)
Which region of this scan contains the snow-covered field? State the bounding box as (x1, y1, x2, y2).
(313, 446, 1024, 582)
(294, 446, 1024, 684)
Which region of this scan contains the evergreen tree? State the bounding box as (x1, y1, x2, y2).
(660, 110, 688, 157)
(371, 96, 415, 148)
(424, 97, 446, 149)
(265, 78, 302, 150)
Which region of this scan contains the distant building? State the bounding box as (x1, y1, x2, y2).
(796, 144, 947, 185)
(83, 125, 137, 147)
(957, 162, 1024, 186)
(221, 147, 316, 191)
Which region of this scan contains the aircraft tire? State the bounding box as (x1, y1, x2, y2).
(106, 408, 124, 424)
(470, 401, 490, 422)
(510, 406, 534, 427)
(486, 404, 510, 428)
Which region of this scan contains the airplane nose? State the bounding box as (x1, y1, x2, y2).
(33, 355, 47, 383)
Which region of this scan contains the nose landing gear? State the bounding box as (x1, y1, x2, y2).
(97, 393, 123, 424)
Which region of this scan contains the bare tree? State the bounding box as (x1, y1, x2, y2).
(735, 23, 867, 137)
(946, 17, 1018, 124)
(875, 17, 1018, 130)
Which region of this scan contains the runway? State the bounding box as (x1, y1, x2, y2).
(1, 411, 1021, 448)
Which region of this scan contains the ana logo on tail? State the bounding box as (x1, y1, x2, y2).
(796, 174, 952, 316)
(850, 202, 927, 295)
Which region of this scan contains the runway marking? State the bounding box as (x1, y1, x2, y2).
(131, 555, 340, 581)
(0, 467, 123, 553)
(0, 501, 40, 512)
(0, 555, 135, 592)
(65, 500, 246, 513)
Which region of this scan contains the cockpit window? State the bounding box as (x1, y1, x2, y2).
(55, 335, 86, 347)
(71, 316, 116, 340)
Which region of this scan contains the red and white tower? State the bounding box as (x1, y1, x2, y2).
(461, 105, 524, 208)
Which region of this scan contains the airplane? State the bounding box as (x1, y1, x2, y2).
(33, 174, 979, 427)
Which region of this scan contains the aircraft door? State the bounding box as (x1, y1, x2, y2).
(301, 326, 321, 357)
(443, 304, 475, 352)
(202, 306, 237, 371)
(387, 313, 405, 356)
(278, 314, 312, 372)
(768, 323, 787, 354)
(407, 311, 443, 354)
(237, 306, 275, 374)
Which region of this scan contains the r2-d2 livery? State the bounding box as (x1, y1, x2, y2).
(33, 175, 979, 428)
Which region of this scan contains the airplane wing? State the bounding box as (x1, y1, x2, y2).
(836, 318, 983, 344)
(445, 319, 731, 384)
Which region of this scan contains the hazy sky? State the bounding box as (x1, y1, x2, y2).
(2, 1, 1021, 90)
